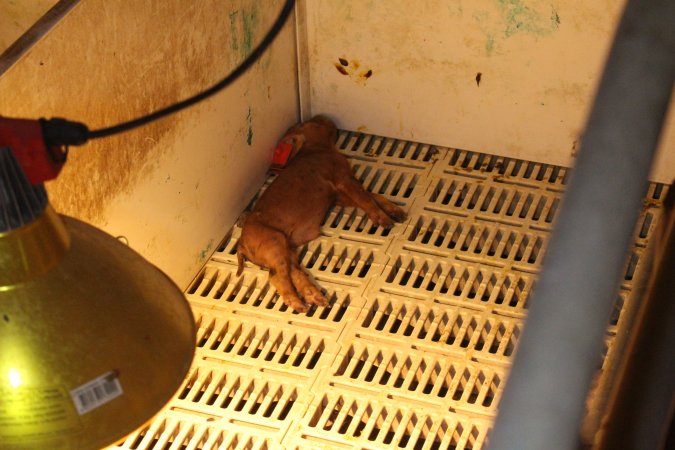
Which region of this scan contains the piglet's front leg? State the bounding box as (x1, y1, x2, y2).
(372, 192, 407, 222)
(335, 176, 406, 228)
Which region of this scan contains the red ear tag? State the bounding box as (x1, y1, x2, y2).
(271, 142, 293, 173)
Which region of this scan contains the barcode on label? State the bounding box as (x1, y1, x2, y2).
(70, 371, 123, 415)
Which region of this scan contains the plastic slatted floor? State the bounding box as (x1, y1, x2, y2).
(110, 131, 668, 450)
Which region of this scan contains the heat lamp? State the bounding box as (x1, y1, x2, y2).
(0, 119, 196, 450)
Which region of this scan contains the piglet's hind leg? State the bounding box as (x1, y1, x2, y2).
(239, 223, 308, 312)
(270, 269, 308, 313)
(290, 260, 328, 306)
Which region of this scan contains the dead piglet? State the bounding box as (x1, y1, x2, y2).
(237, 115, 406, 312)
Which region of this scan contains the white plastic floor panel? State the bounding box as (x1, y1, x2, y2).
(110, 131, 668, 450)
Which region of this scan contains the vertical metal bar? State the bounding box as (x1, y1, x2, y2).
(487, 0, 675, 448)
(580, 232, 655, 445)
(293, 0, 312, 121)
(597, 191, 675, 450)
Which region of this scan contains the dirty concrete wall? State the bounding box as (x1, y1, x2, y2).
(0, 0, 298, 288)
(302, 0, 675, 183)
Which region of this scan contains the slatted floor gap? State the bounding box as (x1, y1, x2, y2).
(110, 130, 668, 450)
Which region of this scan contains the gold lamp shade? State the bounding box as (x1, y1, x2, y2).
(0, 203, 196, 448)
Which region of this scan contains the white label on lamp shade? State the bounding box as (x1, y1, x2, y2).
(70, 371, 123, 415)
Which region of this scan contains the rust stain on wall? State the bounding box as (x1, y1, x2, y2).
(333, 56, 373, 86)
(334, 63, 349, 75)
(0, 0, 261, 223)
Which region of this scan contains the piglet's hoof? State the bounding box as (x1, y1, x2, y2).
(300, 286, 329, 307)
(372, 213, 395, 229)
(308, 292, 329, 307)
(389, 207, 407, 222)
(284, 297, 308, 313)
(378, 201, 407, 223)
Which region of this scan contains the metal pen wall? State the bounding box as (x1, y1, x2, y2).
(487, 0, 675, 448)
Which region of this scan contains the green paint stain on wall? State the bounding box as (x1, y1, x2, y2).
(475, 2, 561, 56)
(496, 0, 558, 38)
(485, 33, 495, 55)
(472, 10, 496, 56)
(499, 0, 544, 37)
(228, 7, 258, 59)
(241, 8, 258, 57)
(260, 50, 273, 72)
(199, 239, 214, 262)
(228, 11, 239, 52)
(551, 8, 561, 29)
(246, 107, 253, 146)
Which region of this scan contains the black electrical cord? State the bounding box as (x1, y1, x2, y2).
(85, 0, 295, 141)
